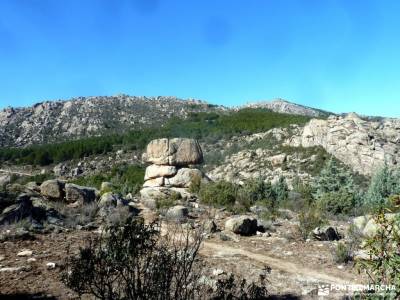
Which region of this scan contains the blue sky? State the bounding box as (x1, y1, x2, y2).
(1, 0, 400, 117)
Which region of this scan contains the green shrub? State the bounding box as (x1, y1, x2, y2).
(317, 189, 356, 215)
(314, 158, 356, 197)
(298, 207, 327, 240)
(283, 180, 314, 212)
(199, 181, 238, 209)
(188, 174, 202, 194)
(356, 210, 400, 298)
(333, 242, 353, 264)
(366, 165, 400, 210)
(156, 192, 181, 209)
(273, 176, 288, 203)
(71, 164, 145, 195)
(62, 218, 204, 299)
(241, 178, 274, 203)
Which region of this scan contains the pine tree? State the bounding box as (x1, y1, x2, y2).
(366, 164, 400, 208)
(314, 158, 355, 198)
(273, 176, 288, 202)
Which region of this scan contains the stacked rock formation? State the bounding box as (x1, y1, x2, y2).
(140, 138, 207, 206)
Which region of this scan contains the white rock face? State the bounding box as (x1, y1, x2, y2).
(293, 113, 400, 175)
(243, 99, 326, 117)
(144, 165, 177, 180)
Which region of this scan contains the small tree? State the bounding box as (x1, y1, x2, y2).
(366, 164, 400, 209)
(314, 158, 355, 197)
(273, 176, 288, 203)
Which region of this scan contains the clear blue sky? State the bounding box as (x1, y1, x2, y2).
(1, 0, 400, 117)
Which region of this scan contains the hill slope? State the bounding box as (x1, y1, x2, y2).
(0, 95, 224, 147)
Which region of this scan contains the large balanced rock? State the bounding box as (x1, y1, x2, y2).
(225, 216, 258, 236)
(143, 138, 203, 166)
(40, 180, 65, 200)
(65, 183, 98, 204)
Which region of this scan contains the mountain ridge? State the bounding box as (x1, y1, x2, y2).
(0, 95, 324, 148)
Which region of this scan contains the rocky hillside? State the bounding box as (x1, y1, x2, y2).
(0, 96, 329, 148)
(288, 113, 400, 176)
(0, 95, 225, 147)
(242, 98, 330, 117)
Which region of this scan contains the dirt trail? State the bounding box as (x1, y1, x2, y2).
(202, 240, 357, 286)
(0, 169, 33, 177)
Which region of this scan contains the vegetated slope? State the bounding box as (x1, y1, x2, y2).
(0, 109, 311, 166)
(242, 98, 331, 118)
(0, 95, 224, 147)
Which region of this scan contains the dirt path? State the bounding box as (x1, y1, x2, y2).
(202, 240, 358, 286)
(0, 169, 33, 177)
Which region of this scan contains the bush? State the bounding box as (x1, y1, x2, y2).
(356, 210, 400, 298)
(188, 173, 202, 194)
(62, 217, 269, 299)
(312, 158, 361, 216)
(317, 189, 356, 215)
(156, 197, 177, 210)
(283, 180, 314, 212)
(333, 242, 352, 264)
(212, 273, 269, 299)
(366, 165, 400, 210)
(63, 218, 204, 299)
(314, 158, 356, 197)
(273, 176, 288, 203)
(199, 181, 238, 209)
(298, 207, 327, 240)
(71, 164, 145, 195)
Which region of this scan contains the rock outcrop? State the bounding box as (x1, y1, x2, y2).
(65, 184, 98, 204)
(289, 113, 400, 175)
(40, 180, 65, 200)
(140, 138, 207, 204)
